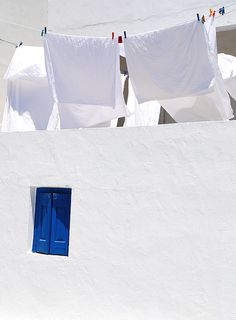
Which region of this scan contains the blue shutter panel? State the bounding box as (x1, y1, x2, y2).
(50, 193, 71, 256)
(33, 192, 52, 254)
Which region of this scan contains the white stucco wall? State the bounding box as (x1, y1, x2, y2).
(1, 122, 236, 319)
(48, 0, 236, 36)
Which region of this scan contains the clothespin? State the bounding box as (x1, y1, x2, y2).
(219, 7, 222, 14)
(118, 36, 123, 44)
(41, 27, 47, 36)
(16, 41, 23, 48)
(124, 31, 127, 39)
(197, 13, 200, 21)
(209, 8, 214, 16)
(213, 10, 216, 17)
(201, 15, 206, 24)
(222, 6, 225, 15)
(112, 32, 115, 40)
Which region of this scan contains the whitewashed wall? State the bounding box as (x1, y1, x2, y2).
(0, 122, 236, 319)
(0, 0, 47, 122)
(48, 0, 236, 36)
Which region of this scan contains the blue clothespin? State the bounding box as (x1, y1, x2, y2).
(197, 13, 200, 21)
(222, 6, 225, 15)
(41, 29, 44, 36)
(44, 27, 47, 34)
(124, 31, 127, 39)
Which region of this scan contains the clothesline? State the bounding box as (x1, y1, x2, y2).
(0, 2, 236, 47)
(2, 15, 236, 132)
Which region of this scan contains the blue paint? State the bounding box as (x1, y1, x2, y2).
(33, 188, 72, 256)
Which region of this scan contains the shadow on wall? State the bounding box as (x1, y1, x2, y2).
(27, 186, 36, 252)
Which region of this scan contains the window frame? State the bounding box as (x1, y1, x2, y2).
(32, 187, 72, 256)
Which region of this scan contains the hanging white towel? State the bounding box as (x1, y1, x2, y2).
(158, 18, 233, 122)
(124, 21, 216, 103)
(44, 32, 126, 128)
(124, 18, 232, 123)
(218, 53, 236, 101)
(2, 46, 57, 132)
(57, 69, 126, 129)
(125, 76, 160, 127)
(44, 33, 119, 107)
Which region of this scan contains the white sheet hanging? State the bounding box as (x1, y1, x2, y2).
(2, 46, 57, 132)
(44, 33, 122, 107)
(124, 21, 216, 103)
(218, 53, 236, 101)
(125, 76, 160, 127)
(158, 18, 233, 122)
(44, 32, 126, 128)
(124, 18, 232, 123)
(57, 67, 126, 129)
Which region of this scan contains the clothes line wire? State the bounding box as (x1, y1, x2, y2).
(0, 37, 17, 46)
(0, 2, 236, 47)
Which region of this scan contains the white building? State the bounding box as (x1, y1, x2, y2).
(0, 1, 236, 319)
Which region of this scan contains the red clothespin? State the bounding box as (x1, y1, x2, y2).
(118, 36, 123, 44)
(201, 15, 206, 24)
(213, 10, 216, 17)
(112, 32, 115, 40)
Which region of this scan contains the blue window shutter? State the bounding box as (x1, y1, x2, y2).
(33, 191, 52, 254)
(50, 193, 71, 256)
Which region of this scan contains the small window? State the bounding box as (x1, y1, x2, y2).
(32, 188, 72, 256)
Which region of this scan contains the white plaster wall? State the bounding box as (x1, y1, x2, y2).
(0, 0, 47, 123)
(48, 0, 236, 36)
(0, 122, 236, 319)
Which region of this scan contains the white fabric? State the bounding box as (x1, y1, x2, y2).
(124, 19, 233, 122)
(125, 76, 160, 126)
(44, 32, 126, 128)
(119, 43, 126, 57)
(128, 18, 232, 123)
(124, 21, 216, 103)
(4, 46, 46, 81)
(44, 32, 121, 107)
(2, 46, 57, 132)
(57, 71, 126, 129)
(218, 53, 236, 101)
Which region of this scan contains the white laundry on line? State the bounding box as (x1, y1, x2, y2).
(157, 18, 233, 122)
(124, 21, 216, 102)
(218, 53, 236, 101)
(44, 32, 126, 128)
(2, 46, 57, 132)
(124, 75, 161, 127)
(57, 70, 126, 129)
(123, 18, 233, 122)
